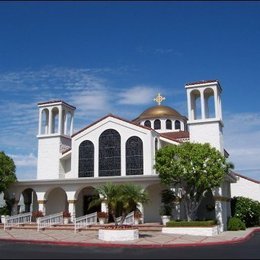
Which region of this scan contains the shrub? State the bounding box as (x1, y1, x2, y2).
(0, 206, 9, 216)
(227, 217, 246, 231)
(231, 196, 260, 227)
(166, 220, 217, 227)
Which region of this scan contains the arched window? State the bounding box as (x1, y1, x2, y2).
(154, 119, 161, 130)
(99, 129, 121, 177)
(175, 120, 181, 130)
(144, 120, 151, 128)
(78, 140, 94, 177)
(126, 136, 143, 175)
(166, 119, 172, 130)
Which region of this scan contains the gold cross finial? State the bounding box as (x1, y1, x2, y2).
(153, 93, 165, 105)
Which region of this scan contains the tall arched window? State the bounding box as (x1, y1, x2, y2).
(99, 129, 121, 177)
(175, 120, 181, 130)
(78, 140, 94, 177)
(154, 119, 161, 130)
(126, 136, 143, 175)
(166, 119, 172, 130)
(144, 120, 151, 128)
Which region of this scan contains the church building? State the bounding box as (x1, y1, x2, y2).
(8, 80, 236, 231)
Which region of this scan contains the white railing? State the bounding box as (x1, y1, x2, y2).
(37, 212, 63, 231)
(4, 212, 32, 230)
(74, 212, 97, 233)
(116, 211, 134, 225)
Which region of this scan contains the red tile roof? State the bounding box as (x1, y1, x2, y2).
(185, 80, 219, 86)
(160, 131, 190, 141)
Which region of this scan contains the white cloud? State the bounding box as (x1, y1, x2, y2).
(118, 85, 157, 105)
(9, 153, 37, 167)
(224, 112, 260, 180)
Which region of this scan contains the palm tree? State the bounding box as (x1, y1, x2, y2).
(89, 182, 149, 226)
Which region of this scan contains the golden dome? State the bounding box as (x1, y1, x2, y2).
(133, 105, 185, 122)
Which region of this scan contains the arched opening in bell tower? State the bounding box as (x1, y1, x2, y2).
(51, 107, 59, 134)
(190, 89, 201, 120)
(204, 88, 215, 118)
(41, 109, 49, 135)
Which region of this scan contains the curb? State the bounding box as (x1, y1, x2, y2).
(0, 228, 259, 248)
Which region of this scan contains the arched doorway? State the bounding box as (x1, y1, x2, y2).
(75, 186, 101, 218)
(19, 188, 38, 213)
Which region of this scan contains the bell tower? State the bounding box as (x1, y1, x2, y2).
(185, 80, 224, 154)
(37, 100, 76, 180)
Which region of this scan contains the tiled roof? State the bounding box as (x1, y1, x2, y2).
(160, 131, 190, 141)
(185, 80, 219, 86)
(233, 172, 260, 184)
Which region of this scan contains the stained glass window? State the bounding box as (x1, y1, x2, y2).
(144, 120, 151, 128)
(166, 119, 172, 130)
(175, 120, 181, 130)
(154, 119, 161, 130)
(78, 140, 94, 177)
(99, 129, 121, 177)
(126, 136, 143, 175)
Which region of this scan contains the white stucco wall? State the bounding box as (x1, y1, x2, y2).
(188, 120, 224, 153)
(231, 174, 260, 202)
(70, 116, 157, 179)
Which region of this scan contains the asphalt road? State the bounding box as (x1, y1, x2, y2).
(0, 232, 259, 259)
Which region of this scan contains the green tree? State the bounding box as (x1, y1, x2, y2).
(89, 182, 149, 225)
(0, 151, 17, 193)
(154, 142, 232, 221)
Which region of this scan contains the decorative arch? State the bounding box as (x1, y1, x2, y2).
(144, 120, 151, 128)
(126, 136, 143, 175)
(154, 119, 161, 130)
(79, 140, 94, 177)
(190, 89, 201, 120)
(166, 119, 172, 130)
(99, 129, 121, 177)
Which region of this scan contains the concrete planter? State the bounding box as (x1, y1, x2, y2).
(1, 215, 8, 224)
(161, 215, 171, 225)
(162, 225, 221, 236)
(98, 228, 139, 241)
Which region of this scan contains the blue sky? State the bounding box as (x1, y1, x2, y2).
(0, 1, 260, 181)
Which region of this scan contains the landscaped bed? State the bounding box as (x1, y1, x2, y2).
(162, 220, 220, 236)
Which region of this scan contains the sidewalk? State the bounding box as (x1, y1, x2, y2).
(0, 224, 259, 248)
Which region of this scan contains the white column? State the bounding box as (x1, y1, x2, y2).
(200, 89, 205, 119)
(214, 88, 219, 119)
(70, 112, 74, 136)
(186, 90, 192, 121)
(58, 106, 62, 135)
(64, 111, 68, 135)
(38, 109, 42, 135)
(68, 200, 76, 222)
(38, 200, 47, 216)
(49, 108, 52, 134)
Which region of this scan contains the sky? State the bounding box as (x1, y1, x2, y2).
(0, 1, 260, 181)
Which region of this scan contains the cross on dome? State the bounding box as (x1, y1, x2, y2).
(153, 93, 166, 105)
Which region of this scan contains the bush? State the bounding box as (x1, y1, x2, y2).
(231, 196, 260, 227)
(32, 210, 44, 218)
(0, 206, 9, 216)
(227, 217, 246, 231)
(166, 220, 217, 227)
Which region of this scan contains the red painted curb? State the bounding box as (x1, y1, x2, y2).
(0, 228, 259, 249)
